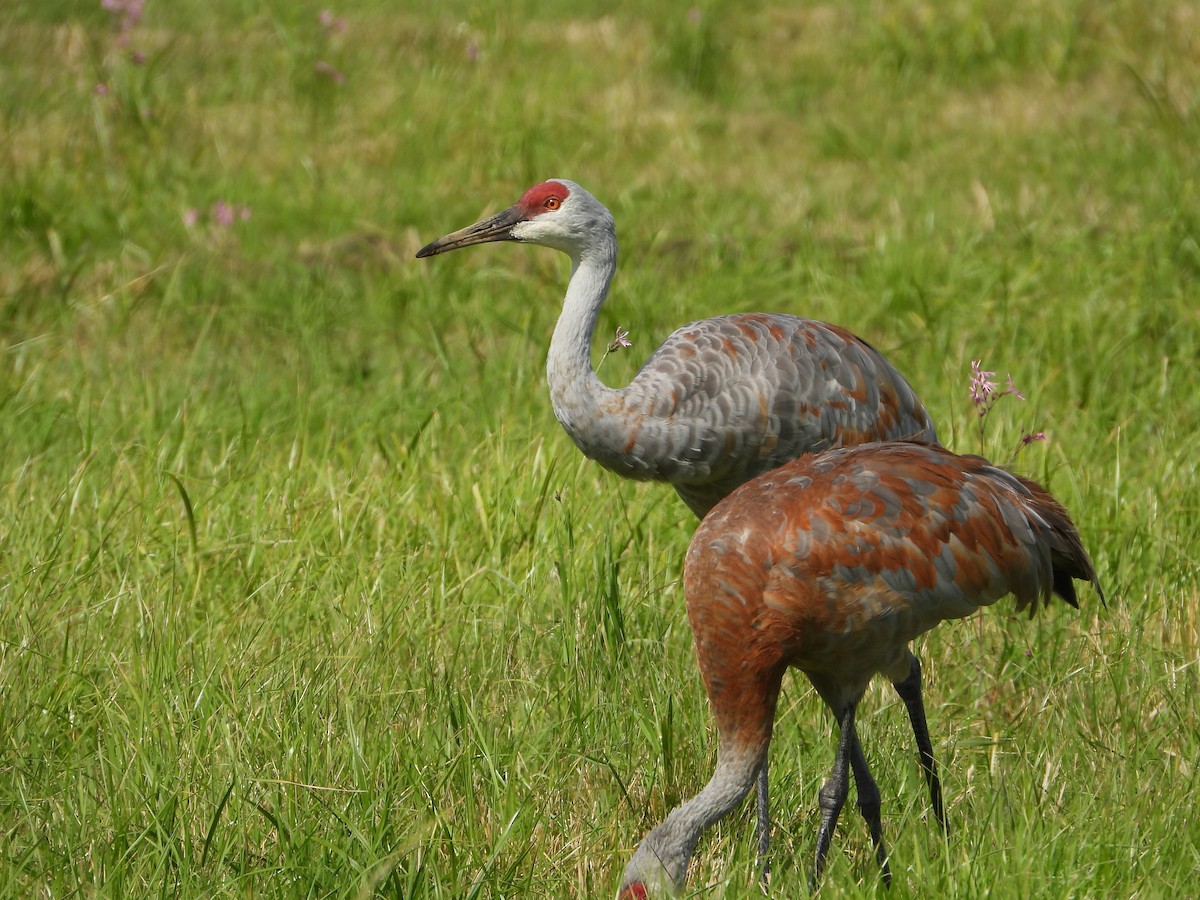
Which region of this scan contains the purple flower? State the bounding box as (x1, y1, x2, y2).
(314, 60, 346, 83)
(607, 326, 632, 353)
(211, 200, 235, 227)
(465, 40, 480, 61)
(970, 359, 1047, 460)
(188, 201, 251, 230)
(94, 82, 110, 95)
(969, 359, 998, 412)
(319, 10, 346, 34)
(102, 0, 143, 40)
(101, 0, 143, 22)
(1008, 430, 1049, 463)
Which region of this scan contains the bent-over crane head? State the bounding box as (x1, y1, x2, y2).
(416, 179, 614, 261)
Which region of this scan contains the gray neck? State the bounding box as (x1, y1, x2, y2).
(621, 750, 760, 893)
(545, 231, 622, 448)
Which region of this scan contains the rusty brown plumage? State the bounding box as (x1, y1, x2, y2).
(619, 441, 1102, 896)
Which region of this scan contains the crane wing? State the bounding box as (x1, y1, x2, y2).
(619, 314, 936, 515)
(689, 443, 1100, 679)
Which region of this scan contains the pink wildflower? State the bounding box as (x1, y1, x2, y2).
(102, 0, 143, 45)
(101, 0, 143, 25)
(211, 201, 235, 227)
(969, 359, 998, 413)
(314, 60, 346, 83)
(319, 10, 346, 34)
(607, 327, 632, 353)
(970, 359, 1047, 460)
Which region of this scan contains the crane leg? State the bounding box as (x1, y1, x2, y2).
(892, 652, 947, 830)
(811, 704, 857, 891)
(849, 733, 892, 887)
(755, 759, 770, 888)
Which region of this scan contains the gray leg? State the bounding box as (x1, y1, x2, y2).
(811, 705, 856, 891)
(893, 652, 946, 829)
(756, 760, 770, 887)
(849, 734, 892, 887)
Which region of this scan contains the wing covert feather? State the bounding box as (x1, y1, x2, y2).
(689, 443, 1099, 673)
(606, 314, 936, 516)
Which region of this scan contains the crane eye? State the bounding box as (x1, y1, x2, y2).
(545, 197, 561, 210)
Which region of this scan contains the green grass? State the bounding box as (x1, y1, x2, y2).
(2, 0, 1198, 896)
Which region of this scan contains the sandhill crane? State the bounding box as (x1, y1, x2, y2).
(617, 441, 1103, 897)
(416, 179, 942, 874)
(416, 179, 937, 517)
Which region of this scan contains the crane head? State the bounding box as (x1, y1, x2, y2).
(416, 179, 613, 259)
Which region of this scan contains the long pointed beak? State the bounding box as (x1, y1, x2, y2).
(415, 205, 525, 258)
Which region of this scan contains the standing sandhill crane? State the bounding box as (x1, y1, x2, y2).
(416, 179, 941, 873)
(415, 180, 937, 517)
(617, 441, 1103, 897)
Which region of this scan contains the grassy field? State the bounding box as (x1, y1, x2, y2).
(2, 0, 1198, 896)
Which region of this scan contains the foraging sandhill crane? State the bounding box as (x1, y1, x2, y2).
(417, 178, 941, 873)
(617, 441, 1103, 897)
